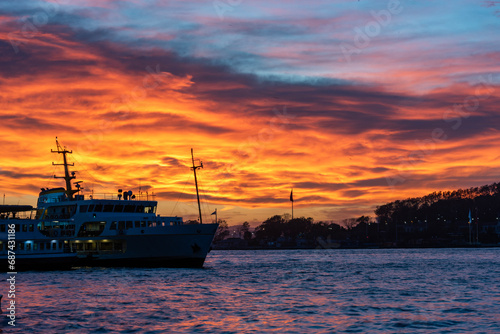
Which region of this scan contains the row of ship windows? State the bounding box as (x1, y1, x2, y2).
(0, 240, 64, 252)
(0, 221, 181, 233)
(0, 224, 35, 233)
(79, 204, 156, 214)
(0, 241, 124, 252)
(0, 223, 75, 233)
(110, 221, 180, 229)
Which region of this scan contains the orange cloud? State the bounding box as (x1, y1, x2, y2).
(0, 8, 499, 225)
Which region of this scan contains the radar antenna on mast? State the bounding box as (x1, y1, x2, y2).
(52, 137, 78, 200)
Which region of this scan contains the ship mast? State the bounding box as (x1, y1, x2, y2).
(52, 137, 77, 200)
(191, 148, 203, 224)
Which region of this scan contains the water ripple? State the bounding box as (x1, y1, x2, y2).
(3, 248, 500, 333)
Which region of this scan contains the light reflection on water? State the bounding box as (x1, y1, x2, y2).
(4, 248, 500, 333)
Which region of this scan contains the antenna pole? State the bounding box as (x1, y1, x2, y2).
(191, 148, 203, 224)
(476, 209, 479, 245)
(52, 137, 76, 200)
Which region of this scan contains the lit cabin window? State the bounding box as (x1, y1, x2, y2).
(144, 206, 156, 214)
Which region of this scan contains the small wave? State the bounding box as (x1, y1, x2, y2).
(442, 307, 476, 314)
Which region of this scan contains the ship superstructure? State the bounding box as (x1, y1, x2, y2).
(0, 139, 218, 270)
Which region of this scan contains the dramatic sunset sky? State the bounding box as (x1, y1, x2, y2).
(0, 0, 499, 225)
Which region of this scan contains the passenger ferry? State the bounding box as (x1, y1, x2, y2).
(0, 139, 218, 270)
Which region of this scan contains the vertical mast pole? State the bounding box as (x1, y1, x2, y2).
(469, 222, 472, 244)
(468, 209, 472, 245)
(191, 148, 203, 224)
(52, 137, 76, 200)
(476, 209, 479, 244)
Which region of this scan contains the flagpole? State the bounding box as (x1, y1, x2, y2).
(476, 209, 479, 245)
(468, 209, 472, 244)
(211, 208, 218, 223)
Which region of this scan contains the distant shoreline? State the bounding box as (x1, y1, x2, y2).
(211, 244, 500, 250)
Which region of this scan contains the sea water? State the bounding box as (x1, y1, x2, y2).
(2, 248, 500, 333)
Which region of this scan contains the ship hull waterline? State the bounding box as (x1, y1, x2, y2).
(72, 227, 217, 269)
(6, 224, 218, 271)
(12, 253, 78, 271)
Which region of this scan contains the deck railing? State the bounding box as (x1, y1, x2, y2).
(81, 193, 156, 201)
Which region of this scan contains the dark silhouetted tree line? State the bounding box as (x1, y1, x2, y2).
(375, 182, 500, 245)
(212, 182, 500, 249)
(252, 215, 347, 248)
